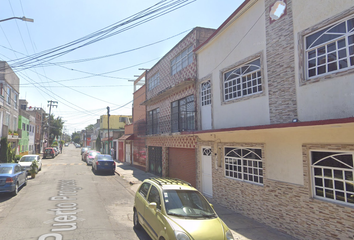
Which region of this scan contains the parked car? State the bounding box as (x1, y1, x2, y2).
(43, 147, 55, 159)
(75, 143, 81, 148)
(53, 147, 60, 155)
(18, 155, 42, 173)
(81, 147, 90, 155)
(64, 143, 69, 147)
(133, 178, 234, 240)
(91, 154, 115, 174)
(81, 148, 92, 161)
(0, 163, 27, 196)
(86, 150, 100, 165)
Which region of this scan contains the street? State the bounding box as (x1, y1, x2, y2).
(0, 144, 151, 240)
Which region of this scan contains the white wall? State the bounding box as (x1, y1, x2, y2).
(293, 1, 354, 121)
(197, 0, 270, 129)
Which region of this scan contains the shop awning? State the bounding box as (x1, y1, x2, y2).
(118, 134, 134, 141)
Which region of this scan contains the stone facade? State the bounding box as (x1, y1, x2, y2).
(265, 0, 298, 124)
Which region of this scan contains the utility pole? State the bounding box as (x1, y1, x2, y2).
(47, 100, 58, 146)
(107, 106, 110, 153)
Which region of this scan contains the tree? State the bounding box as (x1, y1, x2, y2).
(48, 114, 64, 146)
(72, 132, 80, 144)
(96, 135, 101, 152)
(86, 124, 94, 131)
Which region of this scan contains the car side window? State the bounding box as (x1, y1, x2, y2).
(147, 186, 161, 210)
(139, 182, 151, 199)
(14, 165, 20, 173)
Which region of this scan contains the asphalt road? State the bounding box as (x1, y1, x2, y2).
(0, 144, 151, 240)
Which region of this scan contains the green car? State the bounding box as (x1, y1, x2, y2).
(133, 178, 234, 240)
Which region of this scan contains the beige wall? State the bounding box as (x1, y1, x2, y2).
(197, 0, 270, 129)
(293, 1, 354, 121)
(198, 123, 354, 185)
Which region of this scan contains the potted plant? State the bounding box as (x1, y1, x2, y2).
(29, 160, 39, 178)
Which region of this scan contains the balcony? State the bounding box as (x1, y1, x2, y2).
(146, 112, 196, 135)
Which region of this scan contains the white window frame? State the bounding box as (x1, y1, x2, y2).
(5, 112, 10, 126)
(148, 72, 159, 91)
(171, 45, 193, 75)
(310, 150, 354, 206)
(6, 87, 11, 105)
(201, 80, 211, 106)
(223, 58, 262, 102)
(305, 15, 354, 80)
(14, 93, 18, 109)
(224, 147, 263, 185)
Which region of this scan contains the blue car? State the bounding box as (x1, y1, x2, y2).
(0, 163, 27, 196)
(91, 154, 116, 175)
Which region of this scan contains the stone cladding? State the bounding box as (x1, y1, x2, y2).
(265, 0, 298, 124)
(209, 142, 354, 240)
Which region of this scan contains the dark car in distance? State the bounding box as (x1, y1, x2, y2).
(92, 154, 115, 175)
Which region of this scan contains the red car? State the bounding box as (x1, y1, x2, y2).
(43, 147, 55, 159)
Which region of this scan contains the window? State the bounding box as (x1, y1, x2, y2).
(6, 87, 11, 105)
(13, 117, 17, 131)
(14, 93, 18, 109)
(311, 151, 354, 205)
(139, 182, 151, 198)
(171, 45, 193, 75)
(0, 83, 3, 96)
(147, 108, 159, 135)
(148, 72, 160, 91)
(305, 16, 354, 79)
(224, 147, 263, 185)
(223, 58, 262, 102)
(22, 123, 25, 130)
(119, 117, 126, 123)
(147, 186, 161, 210)
(171, 95, 195, 133)
(201, 80, 211, 106)
(5, 113, 10, 126)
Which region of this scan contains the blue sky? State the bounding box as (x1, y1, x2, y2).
(0, 0, 243, 135)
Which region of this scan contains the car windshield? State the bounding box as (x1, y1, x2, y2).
(0, 167, 13, 174)
(19, 156, 36, 162)
(163, 190, 216, 219)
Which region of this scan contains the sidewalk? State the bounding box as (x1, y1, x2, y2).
(114, 161, 298, 240)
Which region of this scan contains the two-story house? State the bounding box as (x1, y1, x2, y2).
(0, 61, 20, 154)
(193, 0, 354, 239)
(142, 27, 215, 186)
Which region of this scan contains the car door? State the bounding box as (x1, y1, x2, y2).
(135, 182, 151, 227)
(37, 156, 42, 169)
(144, 185, 165, 239)
(14, 165, 24, 186)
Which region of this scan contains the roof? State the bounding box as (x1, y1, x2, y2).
(118, 134, 134, 141)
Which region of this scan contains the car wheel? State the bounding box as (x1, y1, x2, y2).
(39, 165, 42, 171)
(12, 183, 19, 196)
(34, 167, 38, 174)
(133, 209, 141, 229)
(111, 171, 115, 175)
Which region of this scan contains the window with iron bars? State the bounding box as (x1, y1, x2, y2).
(171, 95, 195, 133)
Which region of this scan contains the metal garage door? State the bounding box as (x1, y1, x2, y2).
(169, 148, 196, 187)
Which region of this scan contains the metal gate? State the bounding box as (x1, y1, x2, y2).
(148, 146, 162, 176)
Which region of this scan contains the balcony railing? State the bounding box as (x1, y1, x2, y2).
(146, 112, 196, 135)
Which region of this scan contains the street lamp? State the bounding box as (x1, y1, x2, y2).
(0, 16, 34, 23)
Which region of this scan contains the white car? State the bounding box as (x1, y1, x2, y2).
(18, 155, 42, 173)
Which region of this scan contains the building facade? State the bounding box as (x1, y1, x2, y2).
(143, 27, 215, 185)
(194, 0, 354, 239)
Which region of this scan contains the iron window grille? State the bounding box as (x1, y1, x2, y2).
(224, 147, 263, 185)
(171, 45, 193, 75)
(223, 58, 262, 102)
(171, 95, 195, 133)
(311, 151, 354, 206)
(305, 16, 354, 79)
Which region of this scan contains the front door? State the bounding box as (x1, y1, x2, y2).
(126, 143, 131, 163)
(148, 146, 162, 176)
(201, 147, 213, 197)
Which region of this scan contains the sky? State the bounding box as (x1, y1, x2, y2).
(0, 0, 244, 135)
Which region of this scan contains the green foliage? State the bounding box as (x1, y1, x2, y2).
(0, 137, 8, 163)
(48, 114, 64, 145)
(29, 160, 38, 175)
(72, 132, 80, 144)
(14, 155, 21, 162)
(86, 124, 94, 131)
(7, 142, 15, 163)
(96, 135, 101, 151)
(51, 141, 58, 147)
